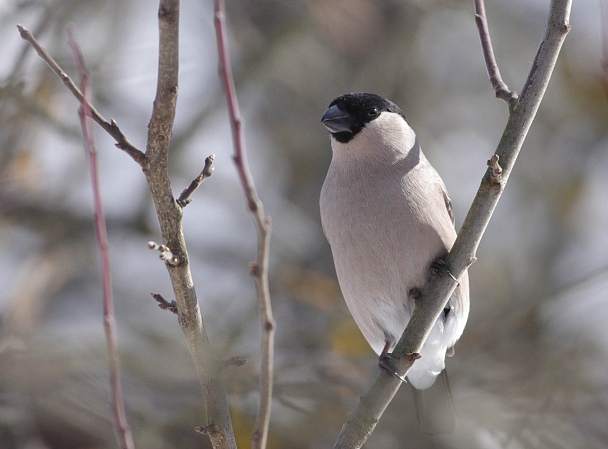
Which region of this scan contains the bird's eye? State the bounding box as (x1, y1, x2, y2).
(366, 107, 379, 118)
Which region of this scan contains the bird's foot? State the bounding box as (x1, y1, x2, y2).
(378, 342, 421, 383)
(430, 259, 460, 286)
(379, 353, 407, 383)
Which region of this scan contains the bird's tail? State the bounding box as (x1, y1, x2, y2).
(411, 369, 456, 435)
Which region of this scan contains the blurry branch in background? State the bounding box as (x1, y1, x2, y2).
(600, 0, 608, 97)
(333, 0, 572, 447)
(67, 27, 135, 449)
(214, 1, 276, 448)
(17, 0, 239, 448)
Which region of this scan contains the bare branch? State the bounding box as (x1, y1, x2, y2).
(16, 3, 237, 448)
(214, 1, 275, 448)
(334, 1, 572, 447)
(177, 154, 216, 207)
(474, 0, 518, 106)
(6, 6, 54, 81)
(67, 27, 135, 449)
(16, 24, 146, 166)
(142, 1, 237, 448)
(150, 293, 178, 314)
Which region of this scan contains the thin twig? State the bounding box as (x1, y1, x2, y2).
(5, 5, 54, 81)
(67, 27, 135, 449)
(177, 154, 216, 207)
(214, 2, 275, 448)
(16, 24, 146, 166)
(474, 0, 518, 106)
(333, 1, 572, 447)
(150, 293, 178, 314)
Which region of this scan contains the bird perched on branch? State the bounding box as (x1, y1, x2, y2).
(319, 92, 470, 434)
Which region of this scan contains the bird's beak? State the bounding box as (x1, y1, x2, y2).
(321, 104, 353, 134)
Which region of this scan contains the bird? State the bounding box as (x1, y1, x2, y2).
(319, 92, 470, 434)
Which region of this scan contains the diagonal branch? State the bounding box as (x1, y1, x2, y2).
(333, 1, 572, 447)
(67, 27, 135, 449)
(16, 24, 146, 166)
(177, 154, 216, 207)
(214, 1, 275, 448)
(474, 0, 518, 106)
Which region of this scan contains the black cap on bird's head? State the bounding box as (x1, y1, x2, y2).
(321, 93, 406, 143)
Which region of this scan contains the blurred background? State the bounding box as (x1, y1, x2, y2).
(1, 0, 607, 448)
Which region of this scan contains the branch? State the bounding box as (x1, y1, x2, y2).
(151, 293, 178, 314)
(177, 154, 216, 207)
(16, 24, 146, 166)
(214, 2, 275, 448)
(142, 1, 237, 448)
(600, 0, 608, 97)
(7, 6, 54, 81)
(67, 27, 135, 449)
(16, 3, 237, 448)
(474, 0, 518, 106)
(333, 1, 572, 447)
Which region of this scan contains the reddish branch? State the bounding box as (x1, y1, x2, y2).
(214, 1, 275, 448)
(67, 27, 135, 449)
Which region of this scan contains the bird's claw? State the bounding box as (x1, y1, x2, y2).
(430, 259, 460, 286)
(379, 353, 407, 383)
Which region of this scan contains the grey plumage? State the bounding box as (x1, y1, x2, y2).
(319, 93, 470, 433)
